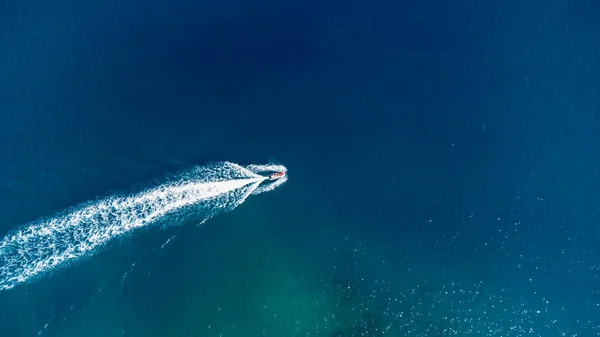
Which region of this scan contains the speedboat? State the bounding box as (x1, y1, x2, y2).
(269, 171, 285, 180)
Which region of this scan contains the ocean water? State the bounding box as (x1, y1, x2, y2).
(1, 0, 600, 336)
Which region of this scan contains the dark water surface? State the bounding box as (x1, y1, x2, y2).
(1, 0, 599, 336)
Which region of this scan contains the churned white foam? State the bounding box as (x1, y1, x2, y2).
(0, 161, 286, 291)
(246, 163, 287, 175)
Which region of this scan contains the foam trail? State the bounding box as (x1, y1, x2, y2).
(246, 163, 288, 175)
(0, 161, 286, 291)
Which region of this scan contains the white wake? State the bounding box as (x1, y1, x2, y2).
(0, 161, 287, 291)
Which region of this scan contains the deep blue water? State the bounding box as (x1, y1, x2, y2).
(1, 0, 600, 336)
